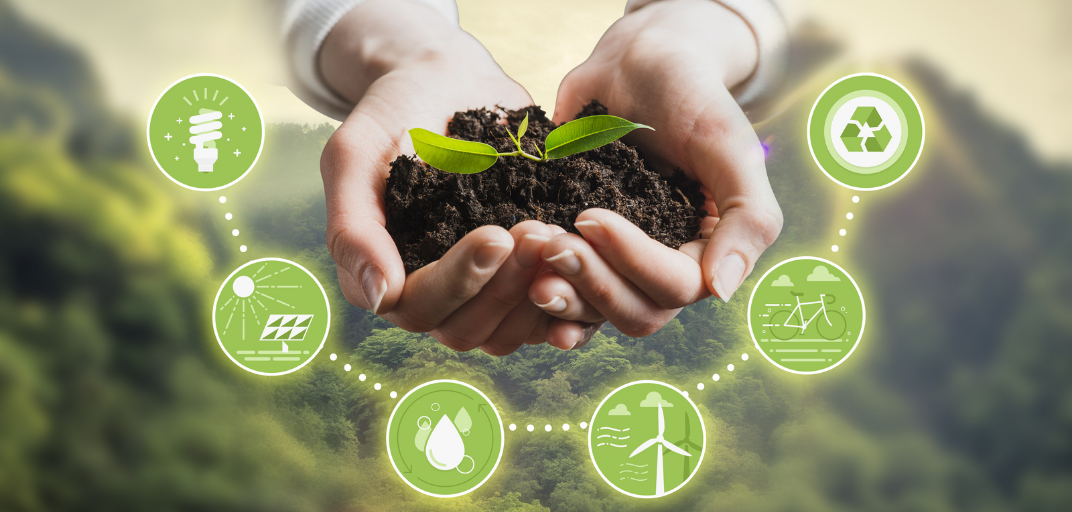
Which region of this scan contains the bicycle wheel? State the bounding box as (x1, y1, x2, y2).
(770, 310, 798, 340)
(816, 310, 847, 340)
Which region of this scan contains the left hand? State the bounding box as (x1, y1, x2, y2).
(528, 0, 783, 338)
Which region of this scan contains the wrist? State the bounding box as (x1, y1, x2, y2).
(319, 0, 465, 103)
(624, 0, 759, 88)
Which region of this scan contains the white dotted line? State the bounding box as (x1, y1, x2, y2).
(835, 196, 860, 253)
(506, 421, 587, 434)
(330, 353, 397, 400)
(699, 352, 748, 390)
(220, 196, 247, 253)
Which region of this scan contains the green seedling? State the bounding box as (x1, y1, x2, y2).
(408, 113, 652, 174)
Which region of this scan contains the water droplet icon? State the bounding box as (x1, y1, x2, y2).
(425, 414, 465, 471)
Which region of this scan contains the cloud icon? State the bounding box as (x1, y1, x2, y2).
(639, 392, 674, 408)
(608, 403, 631, 416)
(771, 274, 794, 287)
(807, 265, 841, 282)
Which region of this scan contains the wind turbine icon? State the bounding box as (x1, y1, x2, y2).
(628, 402, 691, 497)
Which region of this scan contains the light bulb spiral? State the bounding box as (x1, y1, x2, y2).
(190, 109, 222, 172)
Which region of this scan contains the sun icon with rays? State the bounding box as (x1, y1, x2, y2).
(212, 258, 330, 376)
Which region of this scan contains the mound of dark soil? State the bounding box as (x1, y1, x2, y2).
(385, 101, 706, 273)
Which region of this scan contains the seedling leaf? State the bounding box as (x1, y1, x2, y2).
(543, 115, 652, 160)
(409, 128, 499, 174)
(518, 113, 529, 140)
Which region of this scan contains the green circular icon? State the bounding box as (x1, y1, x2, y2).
(808, 73, 924, 190)
(747, 257, 865, 374)
(387, 380, 504, 498)
(147, 74, 264, 191)
(588, 381, 705, 499)
(212, 258, 330, 376)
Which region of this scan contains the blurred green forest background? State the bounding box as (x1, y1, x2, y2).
(2, 1, 1071, 511)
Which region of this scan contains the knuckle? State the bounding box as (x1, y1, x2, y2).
(751, 205, 784, 248)
(584, 279, 616, 305)
(620, 319, 660, 338)
(319, 131, 351, 178)
(325, 223, 358, 272)
(391, 311, 435, 334)
(687, 110, 734, 142)
(659, 289, 695, 310)
(486, 286, 521, 311)
(432, 329, 480, 352)
(482, 342, 521, 357)
(441, 278, 482, 307)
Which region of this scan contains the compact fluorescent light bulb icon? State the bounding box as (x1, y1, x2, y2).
(189, 108, 223, 172)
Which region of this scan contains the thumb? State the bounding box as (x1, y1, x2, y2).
(321, 111, 407, 315)
(686, 89, 783, 302)
(551, 65, 599, 125)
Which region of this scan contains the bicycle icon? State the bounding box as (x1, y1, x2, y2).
(770, 292, 847, 341)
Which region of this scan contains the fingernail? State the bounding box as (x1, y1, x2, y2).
(517, 234, 551, 268)
(361, 265, 387, 314)
(474, 241, 512, 269)
(535, 296, 567, 313)
(545, 249, 581, 275)
(574, 220, 609, 246)
(713, 253, 746, 303)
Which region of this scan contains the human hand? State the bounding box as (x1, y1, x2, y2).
(532, 0, 783, 337)
(319, 0, 580, 354)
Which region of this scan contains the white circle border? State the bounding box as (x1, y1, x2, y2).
(807, 72, 926, 191)
(587, 380, 707, 499)
(211, 257, 330, 376)
(385, 379, 505, 499)
(146, 73, 265, 192)
(746, 256, 867, 375)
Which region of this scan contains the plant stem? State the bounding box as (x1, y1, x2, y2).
(518, 150, 544, 162)
(495, 150, 545, 162)
(506, 127, 521, 151)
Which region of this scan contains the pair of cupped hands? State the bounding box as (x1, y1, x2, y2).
(318, 0, 782, 355)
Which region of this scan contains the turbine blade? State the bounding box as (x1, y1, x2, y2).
(662, 441, 692, 457)
(629, 438, 657, 458)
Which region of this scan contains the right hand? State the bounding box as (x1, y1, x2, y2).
(319, 0, 595, 354)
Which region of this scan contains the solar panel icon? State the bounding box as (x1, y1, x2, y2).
(261, 314, 314, 341)
(214, 258, 330, 376)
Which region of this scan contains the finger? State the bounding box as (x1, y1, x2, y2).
(529, 271, 605, 323)
(434, 221, 553, 350)
(574, 209, 709, 309)
(479, 304, 546, 356)
(551, 65, 600, 125)
(525, 313, 553, 345)
(545, 319, 604, 350)
(541, 233, 680, 338)
(321, 112, 408, 315)
(386, 225, 513, 332)
(531, 223, 604, 322)
(683, 88, 783, 302)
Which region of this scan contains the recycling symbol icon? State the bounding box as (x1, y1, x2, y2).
(839, 106, 892, 152)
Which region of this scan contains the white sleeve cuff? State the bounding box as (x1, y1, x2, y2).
(626, 0, 790, 121)
(281, 0, 460, 121)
